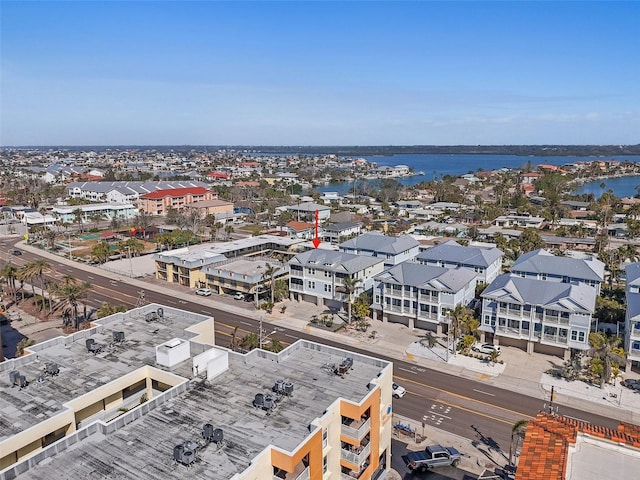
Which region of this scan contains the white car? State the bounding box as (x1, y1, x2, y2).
(195, 288, 212, 296)
(233, 292, 245, 300)
(472, 343, 501, 355)
(392, 382, 406, 398)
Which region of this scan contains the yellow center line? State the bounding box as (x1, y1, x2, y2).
(407, 391, 533, 425)
(395, 374, 534, 420)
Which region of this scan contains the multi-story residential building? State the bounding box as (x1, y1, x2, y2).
(184, 198, 234, 217)
(154, 235, 306, 288)
(51, 203, 138, 224)
(66, 181, 210, 204)
(371, 263, 477, 333)
(322, 221, 363, 244)
(284, 201, 331, 223)
(625, 263, 640, 370)
(510, 249, 604, 294)
(140, 187, 216, 215)
(285, 220, 317, 240)
(0, 304, 394, 480)
(416, 240, 503, 284)
(339, 232, 420, 267)
(480, 274, 596, 358)
(288, 250, 385, 311)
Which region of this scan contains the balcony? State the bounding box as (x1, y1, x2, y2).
(341, 417, 371, 442)
(542, 333, 568, 344)
(274, 465, 309, 480)
(630, 326, 640, 339)
(543, 315, 569, 325)
(341, 442, 371, 467)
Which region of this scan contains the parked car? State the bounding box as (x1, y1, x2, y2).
(621, 379, 640, 390)
(195, 288, 212, 296)
(392, 382, 406, 398)
(10, 249, 21, 256)
(233, 292, 245, 300)
(402, 444, 461, 472)
(472, 343, 501, 355)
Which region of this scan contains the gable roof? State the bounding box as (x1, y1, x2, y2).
(339, 232, 420, 255)
(289, 249, 383, 274)
(374, 262, 477, 293)
(417, 240, 503, 268)
(511, 249, 604, 282)
(626, 262, 640, 287)
(286, 221, 315, 232)
(482, 274, 596, 313)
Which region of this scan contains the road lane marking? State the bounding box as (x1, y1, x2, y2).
(87, 276, 94, 279)
(201, 310, 212, 315)
(240, 321, 253, 326)
(428, 410, 452, 420)
(473, 389, 496, 397)
(399, 367, 418, 375)
(395, 374, 532, 419)
(285, 334, 297, 339)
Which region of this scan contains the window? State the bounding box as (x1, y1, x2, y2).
(571, 330, 586, 342)
(404, 299, 410, 308)
(324, 284, 332, 292)
(392, 298, 401, 307)
(375, 295, 380, 303)
(322, 429, 328, 449)
(324, 271, 332, 278)
(307, 281, 315, 289)
(307, 268, 316, 275)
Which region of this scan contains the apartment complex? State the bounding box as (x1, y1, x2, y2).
(288, 250, 385, 311)
(0, 304, 394, 480)
(510, 249, 604, 294)
(625, 263, 640, 369)
(371, 262, 477, 333)
(66, 181, 210, 204)
(139, 187, 216, 215)
(339, 232, 420, 267)
(416, 240, 503, 284)
(480, 274, 596, 357)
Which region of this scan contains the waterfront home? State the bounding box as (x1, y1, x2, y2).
(416, 240, 503, 284)
(288, 249, 385, 312)
(371, 262, 477, 333)
(480, 274, 596, 358)
(625, 263, 640, 370)
(339, 232, 420, 267)
(494, 213, 545, 229)
(511, 249, 604, 293)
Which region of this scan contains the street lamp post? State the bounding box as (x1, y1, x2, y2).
(126, 246, 133, 278)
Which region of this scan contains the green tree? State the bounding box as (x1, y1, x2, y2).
(91, 241, 112, 264)
(96, 302, 127, 318)
(52, 276, 92, 329)
(273, 279, 289, 302)
(352, 292, 371, 321)
(588, 332, 626, 387)
(509, 420, 529, 467)
(23, 259, 55, 312)
(519, 228, 544, 253)
(342, 276, 362, 325)
(0, 263, 18, 300)
(262, 263, 276, 305)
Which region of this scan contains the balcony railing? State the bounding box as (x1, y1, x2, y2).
(341, 442, 371, 467)
(630, 326, 640, 338)
(542, 333, 568, 344)
(341, 418, 371, 442)
(273, 466, 309, 480)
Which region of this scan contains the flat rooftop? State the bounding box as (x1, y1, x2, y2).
(23, 342, 387, 480)
(2, 304, 390, 480)
(0, 305, 211, 441)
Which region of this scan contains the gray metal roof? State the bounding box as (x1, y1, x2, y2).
(339, 232, 420, 255)
(67, 181, 209, 194)
(626, 262, 640, 287)
(482, 274, 597, 313)
(511, 249, 604, 282)
(289, 249, 384, 274)
(417, 240, 503, 268)
(374, 262, 477, 293)
(627, 292, 640, 320)
(323, 221, 361, 232)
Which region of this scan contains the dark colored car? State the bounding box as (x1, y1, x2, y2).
(10, 249, 22, 255)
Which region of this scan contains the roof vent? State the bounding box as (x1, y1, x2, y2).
(145, 311, 158, 323)
(45, 363, 60, 376)
(202, 423, 224, 446)
(334, 357, 353, 376)
(165, 339, 181, 348)
(86, 338, 102, 355)
(113, 331, 125, 343)
(9, 371, 28, 388)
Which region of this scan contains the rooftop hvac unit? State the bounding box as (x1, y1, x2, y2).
(113, 331, 125, 343)
(212, 428, 223, 445)
(157, 307, 164, 318)
(273, 379, 285, 394)
(263, 393, 275, 410)
(145, 312, 158, 323)
(283, 382, 294, 396)
(86, 339, 95, 352)
(16, 375, 28, 388)
(45, 363, 59, 376)
(342, 357, 354, 370)
(9, 370, 20, 385)
(202, 423, 215, 441)
(86, 339, 102, 354)
(173, 440, 197, 466)
(253, 393, 264, 408)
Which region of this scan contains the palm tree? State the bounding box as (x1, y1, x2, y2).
(52, 276, 91, 329)
(342, 276, 362, 324)
(25, 259, 54, 313)
(72, 208, 84, 233)
(447, 305, 474, 353)
(0, 264, 18, 300)
(91, 241, 112, 264)
(17, 262, 38, 302)
(224, 224, 234, 240)
(588, 332, 626, 387)
(509, 420, 529, 467)
(263, 263, 276, 305)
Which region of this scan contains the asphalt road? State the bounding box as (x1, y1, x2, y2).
(0, 240, 622, 454)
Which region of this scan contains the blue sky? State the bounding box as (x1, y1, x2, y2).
(1, 1, 638, 146)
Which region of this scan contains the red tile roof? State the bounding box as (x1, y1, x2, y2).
(140, 187, 210, 200)
(517, 413, 640, 480)
(286, 221, 315, 232)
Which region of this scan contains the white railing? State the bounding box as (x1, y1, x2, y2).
(341, 418, 371, 441)
(341, 442, 371, 466)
